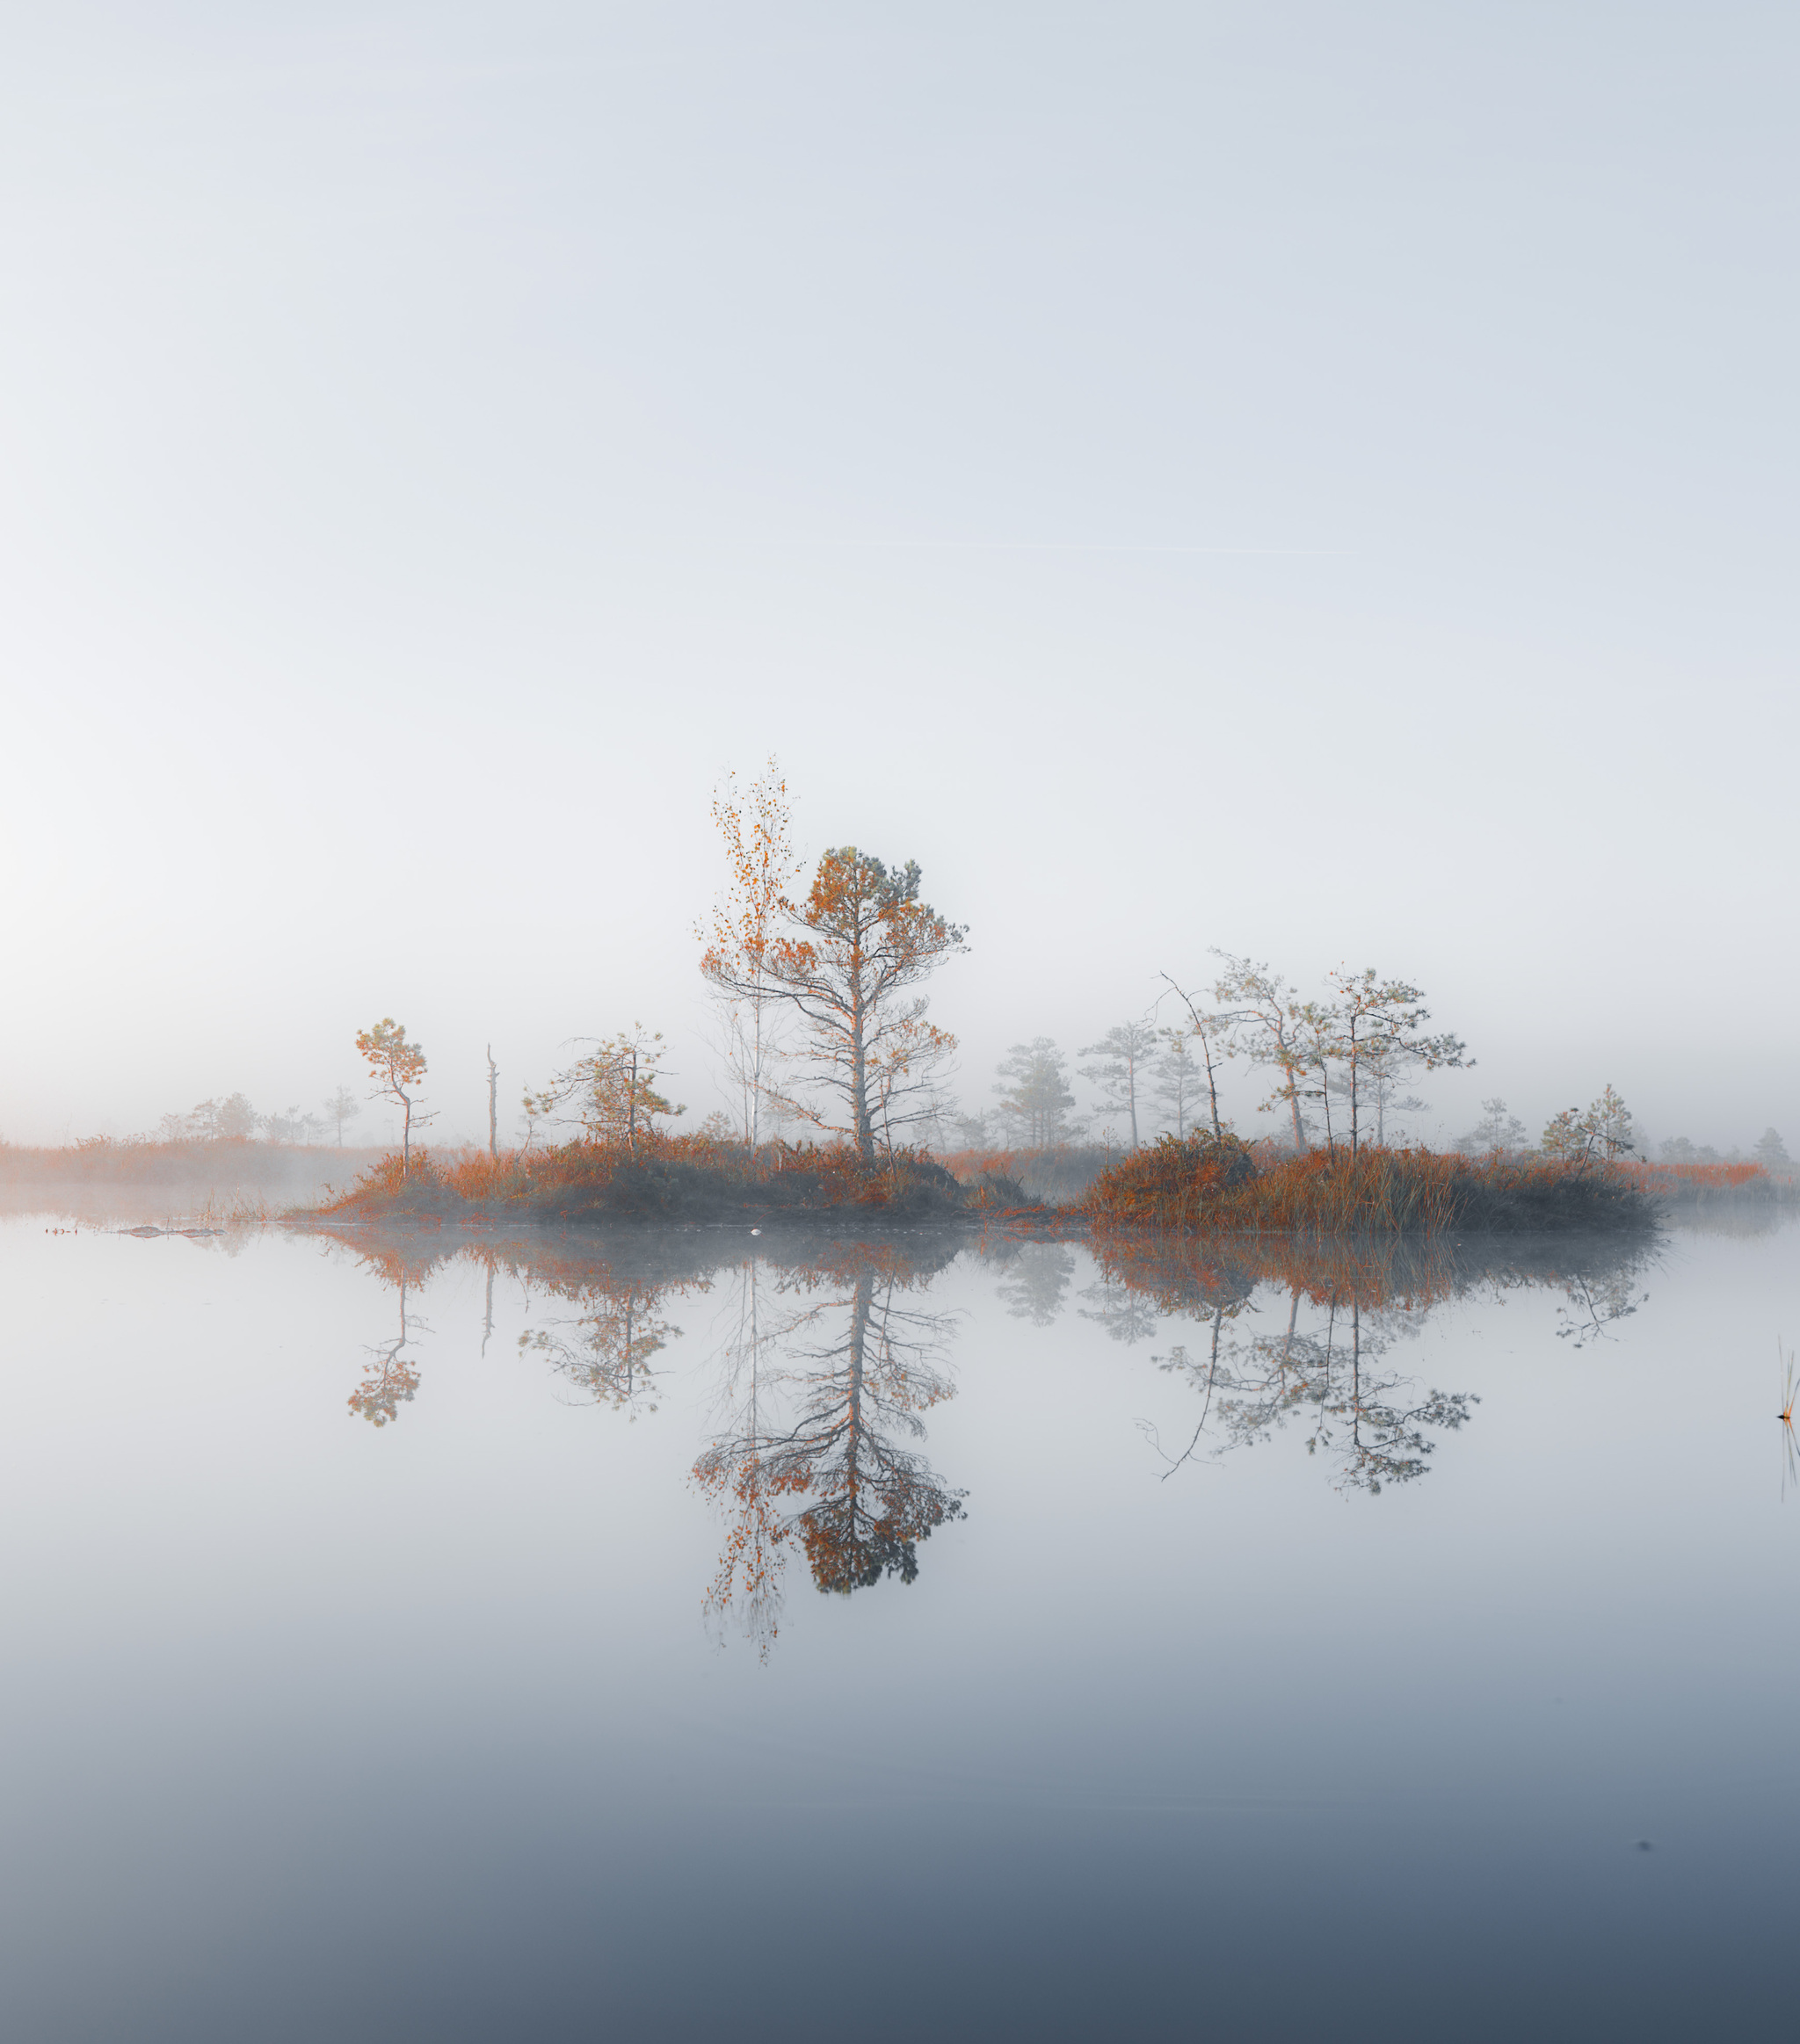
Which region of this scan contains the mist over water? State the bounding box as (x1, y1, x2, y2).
(4, 1201, 1797, 2040)
(8, 6, 1800, 2037)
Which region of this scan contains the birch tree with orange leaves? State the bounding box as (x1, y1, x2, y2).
(703, 844, 967, 1164)
(698, 758, 806, 1146)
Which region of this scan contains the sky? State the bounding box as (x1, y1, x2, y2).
(3, 1, 1795, 1150)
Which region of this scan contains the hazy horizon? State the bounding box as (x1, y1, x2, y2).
(6, 4, 1795, 1150)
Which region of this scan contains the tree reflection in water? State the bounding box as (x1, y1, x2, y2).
(986, 1238, 1078, 1326)
(318, 1221, 1654, 1646)
(694, 1243, 965, 1658)
(321, 1225, 969, 1660)
(517, 1262, 704, 1419)
(347, 1276, 424, 1426)
(1094, 1232, 1653, 1495)
(1154, 1295, 1477, 1494)
(1554, 1265, 1649, 1348)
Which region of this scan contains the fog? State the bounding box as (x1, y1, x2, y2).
(4, 4, 1795, 1152)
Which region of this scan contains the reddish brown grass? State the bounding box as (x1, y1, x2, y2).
(311, 1133, 963, 1221)
(0, 1135, 382, 1185)
(1084, 1136, 1657, 1236)
(1614, 1158, 1777, 1200)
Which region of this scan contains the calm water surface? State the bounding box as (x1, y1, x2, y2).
(3, 1203, 1796, 2041)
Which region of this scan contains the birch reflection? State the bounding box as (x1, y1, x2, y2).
(694, 1250, 965, 1656)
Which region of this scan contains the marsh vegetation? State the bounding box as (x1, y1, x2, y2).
(11, 763, 1792, 1240)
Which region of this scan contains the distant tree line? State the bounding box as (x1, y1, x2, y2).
(151, 1084, 366, 1148)
(1448, 1095, 1788, 1172)
(960, 953, 1469, 1158)
(1659, 1127, 1789, 1171)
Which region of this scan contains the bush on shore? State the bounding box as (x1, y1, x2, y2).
(310, 1131, 1770, 1236)
(1083, 1135, 1660, 1235)
(313, 1134, 977, 1224)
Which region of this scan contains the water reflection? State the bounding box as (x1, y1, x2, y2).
(1079, 1231, 1651, 1493)
(518, 1256, 707, 1418)
(1782, 1346, 1799, 1501)
(695, 1243, 965, 1656)
(1151, 1299, 1476, 1494)
(317, 1222, 1655, 1642)
(989, 1238, 1078, 1325)
(1554, 1265, 1649, 1348)
(348, 1279, 423, 1426)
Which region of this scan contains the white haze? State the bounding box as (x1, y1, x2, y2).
(3, 2, 1794, 1155)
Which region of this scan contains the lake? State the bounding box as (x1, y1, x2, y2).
(2, 1198, 1794, 2040)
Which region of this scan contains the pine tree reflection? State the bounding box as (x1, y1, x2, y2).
(518, 1258, 706, 1418)
(1136, 1299, 1252, 1476)
(986, 1238, 1078, 1325)
(694, 1248, 965, 1656)
(1081, 1259, 1194, 1346)
(332, 1233, 715, 1425)
(348, 1279, 423, 1427)
(1553, 1265, 1648, 1347)
(1107, 1234, 1651, 1496)
(1157, 1292, 1477, 1494)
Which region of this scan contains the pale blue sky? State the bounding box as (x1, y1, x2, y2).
(4, 3, 1794, 1147)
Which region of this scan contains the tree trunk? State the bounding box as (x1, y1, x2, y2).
(1347, 1027, 1361, 1160)
(843, 1271, 872, 1518)
(487, 1046, 498, 1160)
(850, 997, 874, 1163)
(1201, 1037, 1223, 1141)
(1274, 1024, 1307, 1151)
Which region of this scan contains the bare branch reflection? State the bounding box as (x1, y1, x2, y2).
(1156, 1293, 1477, 1494)
(1098, 1233, 1655, 1496)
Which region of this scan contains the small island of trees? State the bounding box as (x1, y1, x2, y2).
(4, 760, 1784, 1236)
(290, 760, 1776, 1240)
